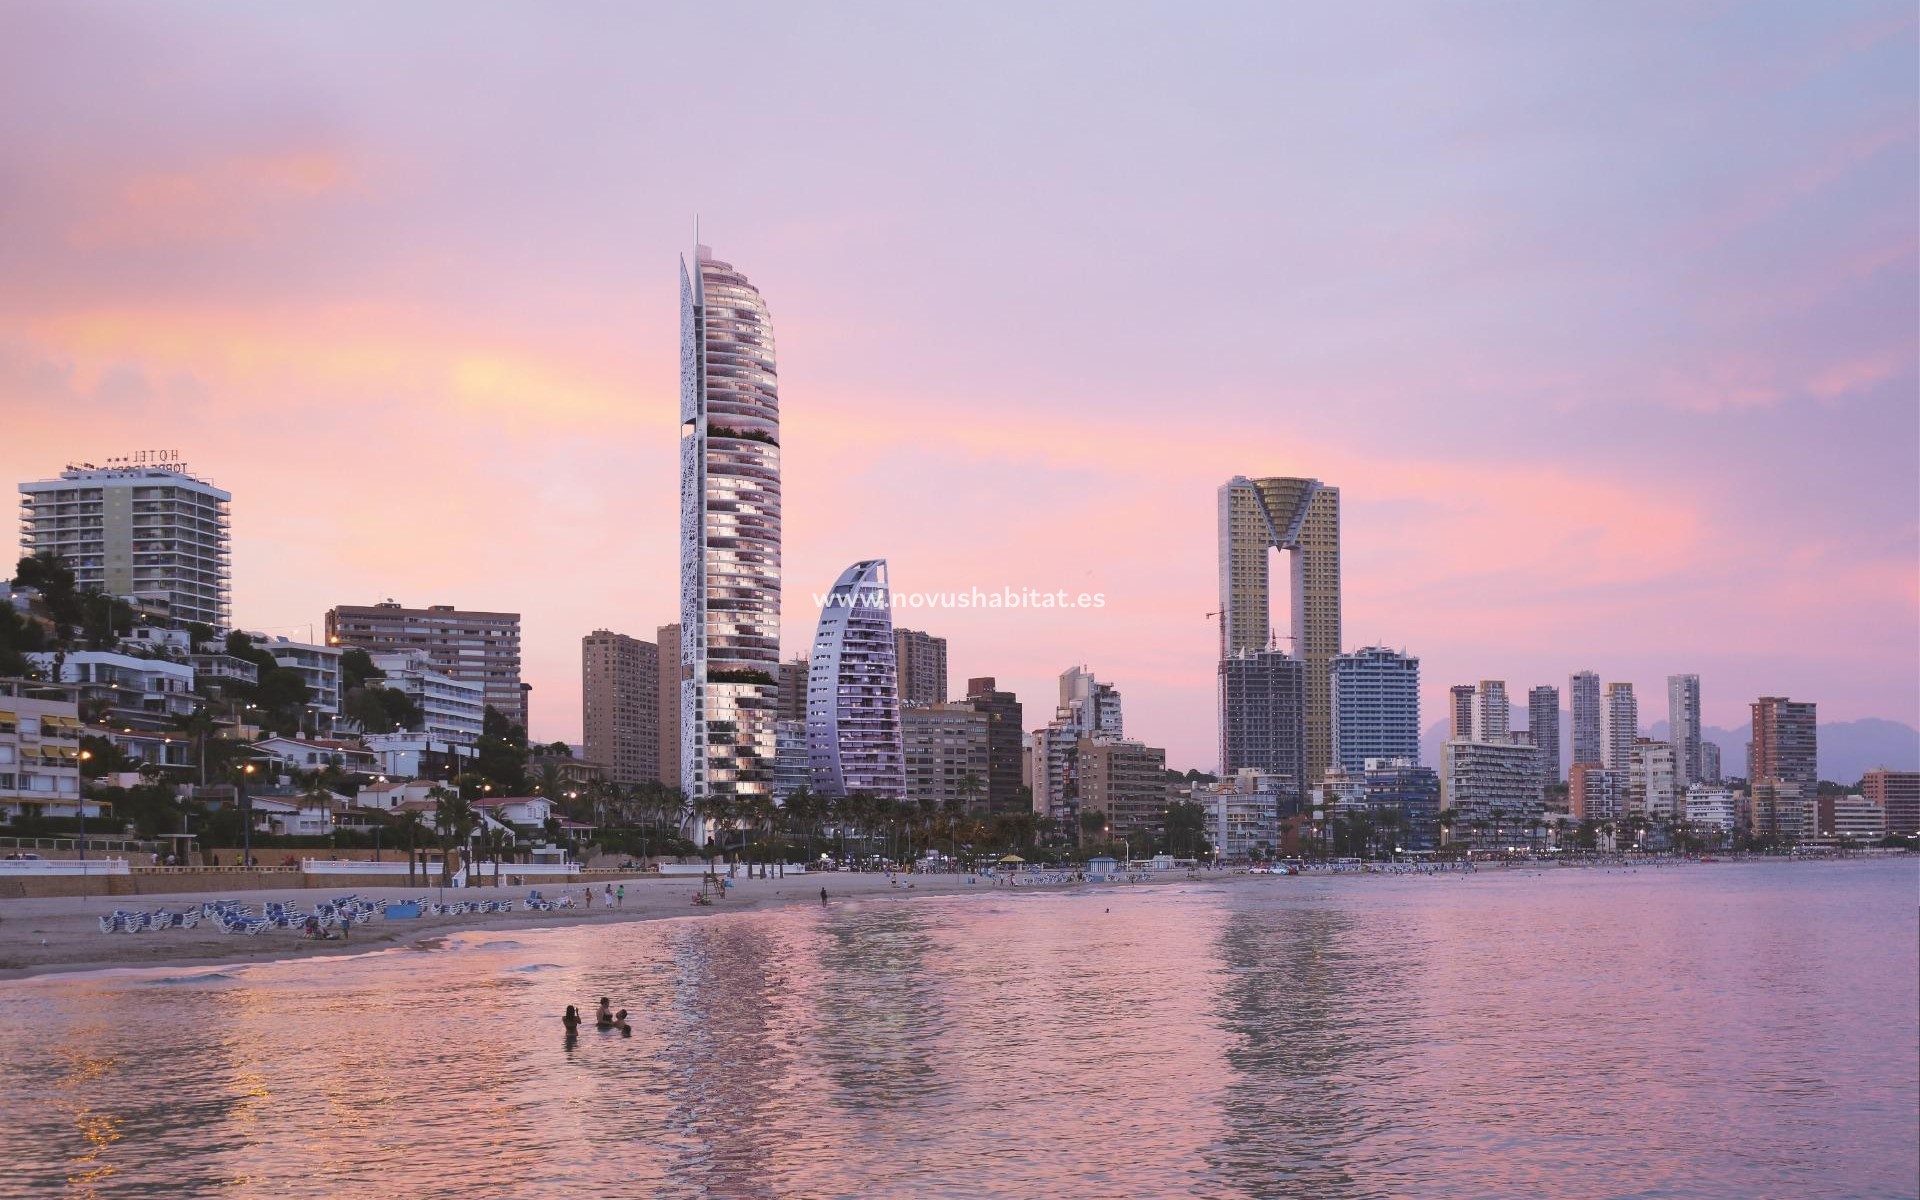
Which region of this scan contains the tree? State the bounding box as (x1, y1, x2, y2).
(474, 706, 529, 794)
(432, 787, 477, 884)
(392, 809, 429, 884)
(339, 647, 381, 692)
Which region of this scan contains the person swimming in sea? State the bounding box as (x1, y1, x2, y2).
(614, 1008, 632, 1036)
(563, 1005, 582, 1031)
(596, 997, 614, 1027)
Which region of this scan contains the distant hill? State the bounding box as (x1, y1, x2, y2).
(1418, 715, 1919, 784)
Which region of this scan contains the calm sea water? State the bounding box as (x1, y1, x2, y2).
(2, 860, 1914, 1199)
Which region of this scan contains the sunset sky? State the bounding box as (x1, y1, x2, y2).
(2, 2, 1915, 769)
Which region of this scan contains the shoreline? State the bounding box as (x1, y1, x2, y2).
(2, 855, 1905, 983)
(0, 871, 1032, 983)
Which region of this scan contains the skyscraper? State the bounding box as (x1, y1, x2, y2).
(1529, 685, 1561, 784)
(1749, 696, 1817, 791)
(581, 630, 659, 786)
(1570, 671, 1602, 765)
(1603, 682, 1637, 770)
(1218, 476, 1340, 784)
(777, 657, 808, 722)
(1472, 680, 1510, 743)
(679, 245, 781, 805)
(1330, 646, 1419, 770)
(1667, 674, 1703, 787)
(1059, 666, 1123, 737)
(326, 602, 527, 730)
(806, 559, 904, 798)
(1218, 648, 1307, 800)
(20, 460, 232, 630)
(656, 623, 680, 788)
(963, 677, 1024, 814)
(894, 628, 948, 709)
(1449, 685, 1475, 740)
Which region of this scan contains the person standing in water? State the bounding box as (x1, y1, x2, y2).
(596, 997, 613, 1027)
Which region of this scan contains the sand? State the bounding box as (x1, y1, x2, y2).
(0, 870, 1006, 981)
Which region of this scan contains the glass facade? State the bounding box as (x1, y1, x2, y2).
(681, 247, 781, 803)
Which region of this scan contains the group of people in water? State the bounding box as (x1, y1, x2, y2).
(562, 997, 631, 1040)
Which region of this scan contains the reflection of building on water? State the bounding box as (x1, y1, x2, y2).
(1202, 906, 1409, 1197)
(811, 906, 951, 1106)
(657, 921, 794, 1200)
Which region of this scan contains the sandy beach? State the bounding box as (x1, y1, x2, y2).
(0, 870, 1003, 981)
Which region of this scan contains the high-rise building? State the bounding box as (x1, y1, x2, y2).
(1667, 674, 1703, 787)
(679, 245, 781, 805)
(1449, 685, 1475, 740)
(1570, 762, 1628, 824)
(1441, 738, 1546, 849)
(1076, 737, 1168, 843)
(1058, 666, 1123, 737)
(1700, 740, 1721, 785)
(581, 630, 658, 786)
(1570, 671, 1602, 765)
(1749, 696, 1817, 791)
(20, 460, 232, 630)
(1219, 649, 1306, 798)
(894, 629, 947, 709)
(656, 623, 680, 788)
(326, 602, 526, 729)
(806, 560, 904, 798)
(1472, 681, 1510, 744)
(1603, 682, 1637, 770)
(773, 718, 809, 802)
(1862, 769, 1919, 835)
(777, 657, 808, 723)
(963, 677, 1024, 815)
(1362, 757, 1441, 851)
(1218, 476, 1340, 784)
(902, 703, 990, 811)
(1330, 646, 1419, 771)
(1528, 685, 1561, 784)
(1629, 737, 1678, 820)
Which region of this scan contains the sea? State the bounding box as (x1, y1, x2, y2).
(2, 858, 1915, 1199)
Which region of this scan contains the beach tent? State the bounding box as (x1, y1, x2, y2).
(997, 854, 1025, 864)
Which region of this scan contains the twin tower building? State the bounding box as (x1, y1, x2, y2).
(678, 248, 903, 807)
(679, 245, 1383, 811)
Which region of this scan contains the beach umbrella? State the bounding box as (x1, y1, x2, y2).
(997, 854, 1025, 864)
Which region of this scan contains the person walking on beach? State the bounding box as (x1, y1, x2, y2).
(584, 886, 592, 909)
(616, 884, 624, 908)
(604, 884, 614, 908)
(820, 886, 828, 905)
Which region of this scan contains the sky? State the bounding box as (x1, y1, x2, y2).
(1, 1, 1915, 770)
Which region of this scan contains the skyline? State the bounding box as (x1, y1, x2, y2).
(3, 3, 1917, 769)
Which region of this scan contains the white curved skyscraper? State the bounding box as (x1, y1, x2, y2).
(806, 559, 905, 798)
(680, 245, 780, 805)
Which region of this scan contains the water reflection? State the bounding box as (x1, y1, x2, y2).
(1201, 903, 1414, 1199)
(0, 864, 1912, 1199)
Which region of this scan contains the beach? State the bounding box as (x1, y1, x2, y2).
(0, 869, 998, 980)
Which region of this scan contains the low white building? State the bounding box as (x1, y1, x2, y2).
(246, 794, 339, 837)
(370, 650, 485, 744)
(360, 732, 479, 779)
(476, 796, 556, 830)
(1684, 785, 1739, 833)
(0, 680, 95, 820)
(354, 779, 443, 811)
(1202, 770, 1288, 859)
(253, 636, 344, 732)
(253, 736, 377, 773)
(28, 650, 198, 729)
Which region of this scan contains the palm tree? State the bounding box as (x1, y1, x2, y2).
(392, 809, 428, 884)
(431, 787, 477, 885)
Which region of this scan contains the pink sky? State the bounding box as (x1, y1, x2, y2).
(2, 3, 1915, 768)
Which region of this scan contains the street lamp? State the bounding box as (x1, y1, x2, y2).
(240, 762, 256, 868)
(77, 749, 93, 895)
